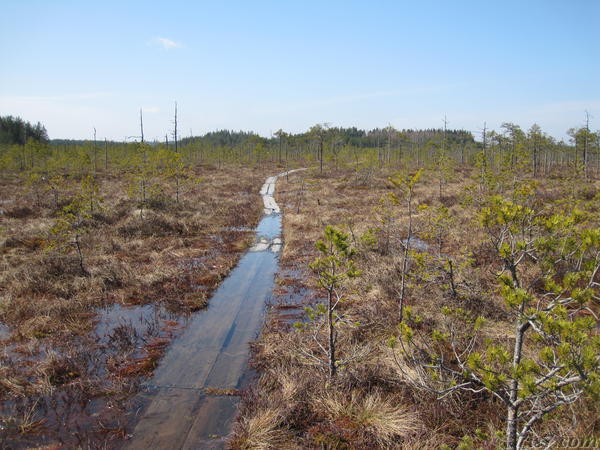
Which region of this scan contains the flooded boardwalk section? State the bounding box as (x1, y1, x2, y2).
(127, 170, 303, 449)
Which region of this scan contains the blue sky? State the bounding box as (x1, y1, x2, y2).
(1, 0, 599, 141)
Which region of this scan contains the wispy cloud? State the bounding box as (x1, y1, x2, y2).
(142, 106, 160, 113)
(150, 37, 183, 50)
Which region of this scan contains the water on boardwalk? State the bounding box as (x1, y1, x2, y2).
(126, 171, 298, 449)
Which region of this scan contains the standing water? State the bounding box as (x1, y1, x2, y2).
(127, 170, 305, 449)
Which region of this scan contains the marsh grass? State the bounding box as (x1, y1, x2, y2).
(0, 164, 265, 446)
(231, 167, 599, 448)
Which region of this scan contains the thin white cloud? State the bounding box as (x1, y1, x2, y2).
(142, 106, 160, 113)
(151, 37, 183, 50)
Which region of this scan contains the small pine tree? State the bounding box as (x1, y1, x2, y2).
(389, 168, 423, 322)
(49, 196, 91, 275)
(47, 176, 102, 275)
(24, 170, 44, 206)
(302, 226, 360, 378)
(128, 142, 153, 218)
(393, 195, 600, 449)
(46, 174, 65, 209)
(80, 175, 102, 214)
(159, 148, 199, 203)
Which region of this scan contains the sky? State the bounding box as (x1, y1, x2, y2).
(1, 0, 599, 141)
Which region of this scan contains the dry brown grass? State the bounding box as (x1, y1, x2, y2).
(230, 407, 295, 450)
(315, 390, 421, 446)
(232, 166, 599, 449)
(205, 387, 241, 396)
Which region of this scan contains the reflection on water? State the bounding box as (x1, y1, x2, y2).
(127, 171, 301, 449)
(128, 216, 279, 449)
(255, 214, 281, 240)
(94, 303, 192, 344)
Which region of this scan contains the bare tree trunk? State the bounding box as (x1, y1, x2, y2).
(74, 232, 86, 275)
(20, 145, 25, 171)
(505, 260, 528, 450)
(328, 287, 336, 378)
(139, 110, 146, 219)
(583, 111, 590, 179)
(399, 189, 413, 322)
(93, 127, 97, 173)
(446, 259, 457, 297)
(506, 402, 519, 450)
(174, 102, 178, 154)
(482, 122, 487, 172)
(319, 138, 323, 174)
(279, 132, 282, 165)
(387, 126, 392, 167)
(507, 322, 530, 450)
(415, 141, 420, 168)
(533, 136, 538, 178)
(140, 109, 144, 143)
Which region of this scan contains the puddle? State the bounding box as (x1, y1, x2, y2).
(0, 322, 10, 341)
(126, 170, 305, 449)
(268, 264, 322, 330)
(179, 247, 221, 272)
(96, 303, 159, 340)
(0, 301, 194, 448)
(402, 236, 429, 251)
(94, 303, 189, 344)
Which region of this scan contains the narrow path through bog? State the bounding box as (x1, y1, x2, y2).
(126, 169, 305, 449)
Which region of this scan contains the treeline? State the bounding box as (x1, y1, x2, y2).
(1, 115, 599, 180)
(0, 115, 48, 145)
(177, 126, 475, 149)
(180, 130, 259, 147)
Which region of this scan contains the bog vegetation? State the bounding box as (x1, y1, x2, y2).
(0, 113, 598, 448)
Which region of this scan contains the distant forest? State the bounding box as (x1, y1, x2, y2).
(1, 114, 598, 180)
(178, 127, 475, 149)
(46, 127, 475, 149)
(0, 115, 48, 145)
